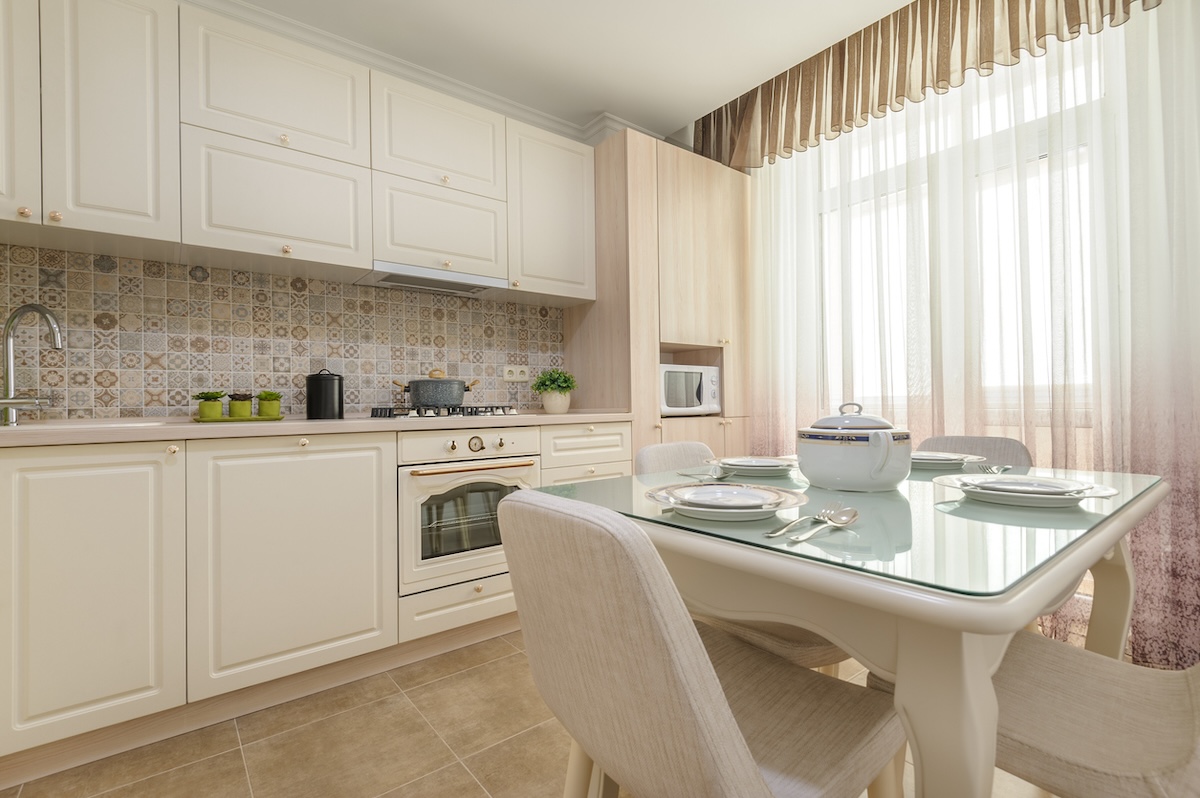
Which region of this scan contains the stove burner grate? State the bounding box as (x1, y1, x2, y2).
(370, 404, 519, 418)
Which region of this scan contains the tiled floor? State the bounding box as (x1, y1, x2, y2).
(5, 630, 1053, 798)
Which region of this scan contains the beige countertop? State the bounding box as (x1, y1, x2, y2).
(0, 410, 633, 448)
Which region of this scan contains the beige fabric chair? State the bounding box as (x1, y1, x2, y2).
(498, 489, 907, 798)
(634, 441, 849, 671)
(919, 434, 1135, 659)
(993, 630, 1200, 797)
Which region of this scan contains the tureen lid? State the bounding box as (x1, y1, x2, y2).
(809, 402, 895, 430)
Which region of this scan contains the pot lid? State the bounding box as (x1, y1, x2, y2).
(809, 402, 895, 430)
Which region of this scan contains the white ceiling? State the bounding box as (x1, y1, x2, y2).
(210, 0, 910, 141)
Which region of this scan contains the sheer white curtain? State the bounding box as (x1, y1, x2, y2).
(748, 2, 1200, 668)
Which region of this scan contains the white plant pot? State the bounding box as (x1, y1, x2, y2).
(541, 391, 571, 414)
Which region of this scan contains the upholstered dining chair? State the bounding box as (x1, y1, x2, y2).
(919, 435, 1135, 660)
(634, 441, 850, 674)
(497, 489, 907, 798)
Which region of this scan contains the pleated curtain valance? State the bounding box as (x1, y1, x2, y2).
(693, 0, 1162, 169)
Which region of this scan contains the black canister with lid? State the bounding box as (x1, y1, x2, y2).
(306, 369, 344, 419)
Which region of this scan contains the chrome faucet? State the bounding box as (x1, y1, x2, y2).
(2, 304, 64, 427)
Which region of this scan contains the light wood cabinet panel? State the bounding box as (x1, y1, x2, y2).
(179, 6, 370, 166)
(540, 461, 633, 486)
(186, 433, 398, 700)
(39, 0, 179, 241)
(660, 416, 750, 459)
(506, 119, 596, 301)
(721, 416, 752, 458)
(181, 125, 372, 270)
(0, 0, 40, 226)
(372, 171, 507, 280)
(0, 441, 186, 756)
(371, 71, 505, 199)
(539, 422, 631, 470)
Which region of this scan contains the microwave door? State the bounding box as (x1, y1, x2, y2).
(664, 371, 700, 409)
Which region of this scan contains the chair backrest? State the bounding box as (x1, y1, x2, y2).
(917, 435, 1033, 467)
(498, 489, 772, 798)
(634, 441, 716, 475)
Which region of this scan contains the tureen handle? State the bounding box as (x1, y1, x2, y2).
(869, 429, 892, 478)
(839, 402, 864, 415)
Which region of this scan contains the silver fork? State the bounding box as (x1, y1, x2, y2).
(976, 464, 1012, 474)
(764, 501, 842, 538)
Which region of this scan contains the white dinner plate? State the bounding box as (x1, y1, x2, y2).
(646, 484, 804, 521)
(910, 451, 987, 470)
(708, 457, 796, 477)
(661, 483, 788, 509)
(932, 474, 1118, 508)
(957, 475, 1091, 495)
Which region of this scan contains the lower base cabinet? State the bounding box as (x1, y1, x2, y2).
(0, 441, 187, 756)
(661, 416, 751, 459)
(186, 433, 398, 700)
(397, 573, 515, 642)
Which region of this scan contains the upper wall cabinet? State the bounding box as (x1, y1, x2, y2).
(39, 0, 180, 241)
(371, 71, 506, 201)
(506, 119, 595, 301)
(0, 0, 40, 226)
(179, 6, 370, 166)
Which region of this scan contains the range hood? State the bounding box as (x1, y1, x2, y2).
(355, 260, 509, 297)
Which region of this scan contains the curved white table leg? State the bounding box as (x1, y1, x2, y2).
(893, 621, 1002, 798)
(1084, 538, 1135, 659)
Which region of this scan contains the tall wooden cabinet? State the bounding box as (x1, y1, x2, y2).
(0, 0, 40, 226)
(0, 441, 187, 756)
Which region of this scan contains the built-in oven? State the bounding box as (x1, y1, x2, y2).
(397, 426, 540, 599)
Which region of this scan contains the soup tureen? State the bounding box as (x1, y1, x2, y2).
(796, 402, 911, 492)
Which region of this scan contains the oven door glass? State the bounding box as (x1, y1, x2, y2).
(420, 482, 517, 559)
(663, 370, 701, 409)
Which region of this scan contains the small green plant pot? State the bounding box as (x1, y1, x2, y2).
(228, 399, 253, 418)
(197, 400, 223, 420)
(257, 399, 281, 417)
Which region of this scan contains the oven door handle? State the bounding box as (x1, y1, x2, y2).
(409, 459, 538, 477)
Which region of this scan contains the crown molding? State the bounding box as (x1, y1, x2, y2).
(181, 0, 662, 145)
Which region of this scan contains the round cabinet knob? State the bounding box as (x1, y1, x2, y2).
(587, 425, 595, 432)
(587, 467, 596, 474)
(49, 211, 63, 222)
(298, 438, 309, 447)
(166, 445, 179, 454)
(474, 584, 483, 593)
(442, 260, 452, 269)
(654, 423, 663, 430)
(281, 245, 293, 255)
(17, 206, 32, 218)
(441, 175, 451, 184)
(279, 133, 290, 144)
(511, 280, 521, 288)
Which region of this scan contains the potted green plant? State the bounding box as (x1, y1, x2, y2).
(255, 390, 282, 418)
(192, 390, 226, 420)
(228, 392, 254, 418)
(531, 367, 577, 414)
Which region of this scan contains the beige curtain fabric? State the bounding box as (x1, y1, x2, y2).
(695, 0, 1162, 169)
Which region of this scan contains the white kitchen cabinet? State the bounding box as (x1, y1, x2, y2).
(38, 0, 179, 241)
(0, 441, 186, 756)
(397, 573, 515, 642)
(186, 433, 398, 700)
(661, 416, 750, 459)
(540, 421, 632, 484)
(372, 171, 508, 281)
(0, 0, 40, 226)
(179, 6, 370, 166)
(371, 71, 506, 200)
(181, 124, 372, 271)
(506, 119, 596, 301)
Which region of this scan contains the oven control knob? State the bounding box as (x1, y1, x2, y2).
(446, 440, 457, 452)
(496, 436, 505, 449)
(468, 435, 485, 452)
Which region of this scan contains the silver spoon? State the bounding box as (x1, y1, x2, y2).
(764, 501, 843, 538)
(787, 507, 860, 544)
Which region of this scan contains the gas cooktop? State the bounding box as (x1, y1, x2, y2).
(369, 404, 526, 419)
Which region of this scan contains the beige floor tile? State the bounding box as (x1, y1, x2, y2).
(462, 718, 572, 798)
(388, 637, 521, 690)
(242, 695, 454, 798)
(21, 722, 240, 798)
(405, 652, 554, 757)
(236, 673, 402, 743)
(0, 786, 20, 798)
(501, 629, 525, 650)
(96, 750, 251, 798)
(379, 763, 489, 798)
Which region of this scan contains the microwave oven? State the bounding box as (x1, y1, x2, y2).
(659, 364, 721, 416)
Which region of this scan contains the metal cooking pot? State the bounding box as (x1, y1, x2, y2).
(393, 369, 480, 407)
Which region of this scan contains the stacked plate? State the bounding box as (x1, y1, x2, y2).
(646, 482, 804, 521)
(933, 474, 1119, 508)
(911, 451, 987, 470)
(708, 456, 796, 477)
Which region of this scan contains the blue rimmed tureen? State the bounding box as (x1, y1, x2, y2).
(796, 402, 911, 492)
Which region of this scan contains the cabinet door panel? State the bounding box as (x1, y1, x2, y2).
(540, 462, 632, 486)
(180, 6, 369, 165)
(40, 0, 179, 241)
(540, 422, 631, 470)
(660, 416, 727, 459)
(0, 442, 185, 756)
(0, 0, 40, 224)
(182, 125, 371, 269)
(371, 72, 505, 199)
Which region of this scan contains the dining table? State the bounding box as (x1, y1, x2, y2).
(538, 462, 1169, 798)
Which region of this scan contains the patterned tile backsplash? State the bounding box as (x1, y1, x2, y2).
(0, 242, 565, 420)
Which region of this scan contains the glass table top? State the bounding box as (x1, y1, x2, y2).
(538, 466, 1161, 597)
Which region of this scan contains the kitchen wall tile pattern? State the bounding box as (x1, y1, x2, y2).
(0, 242, 565, 419)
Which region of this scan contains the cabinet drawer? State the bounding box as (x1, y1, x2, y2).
(541, 461, 632, 486)
(180, 7, 370, 165)
(397, 574, 515, 643)
(540, 422, 631, 469)
(181, 125, 371, 269)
